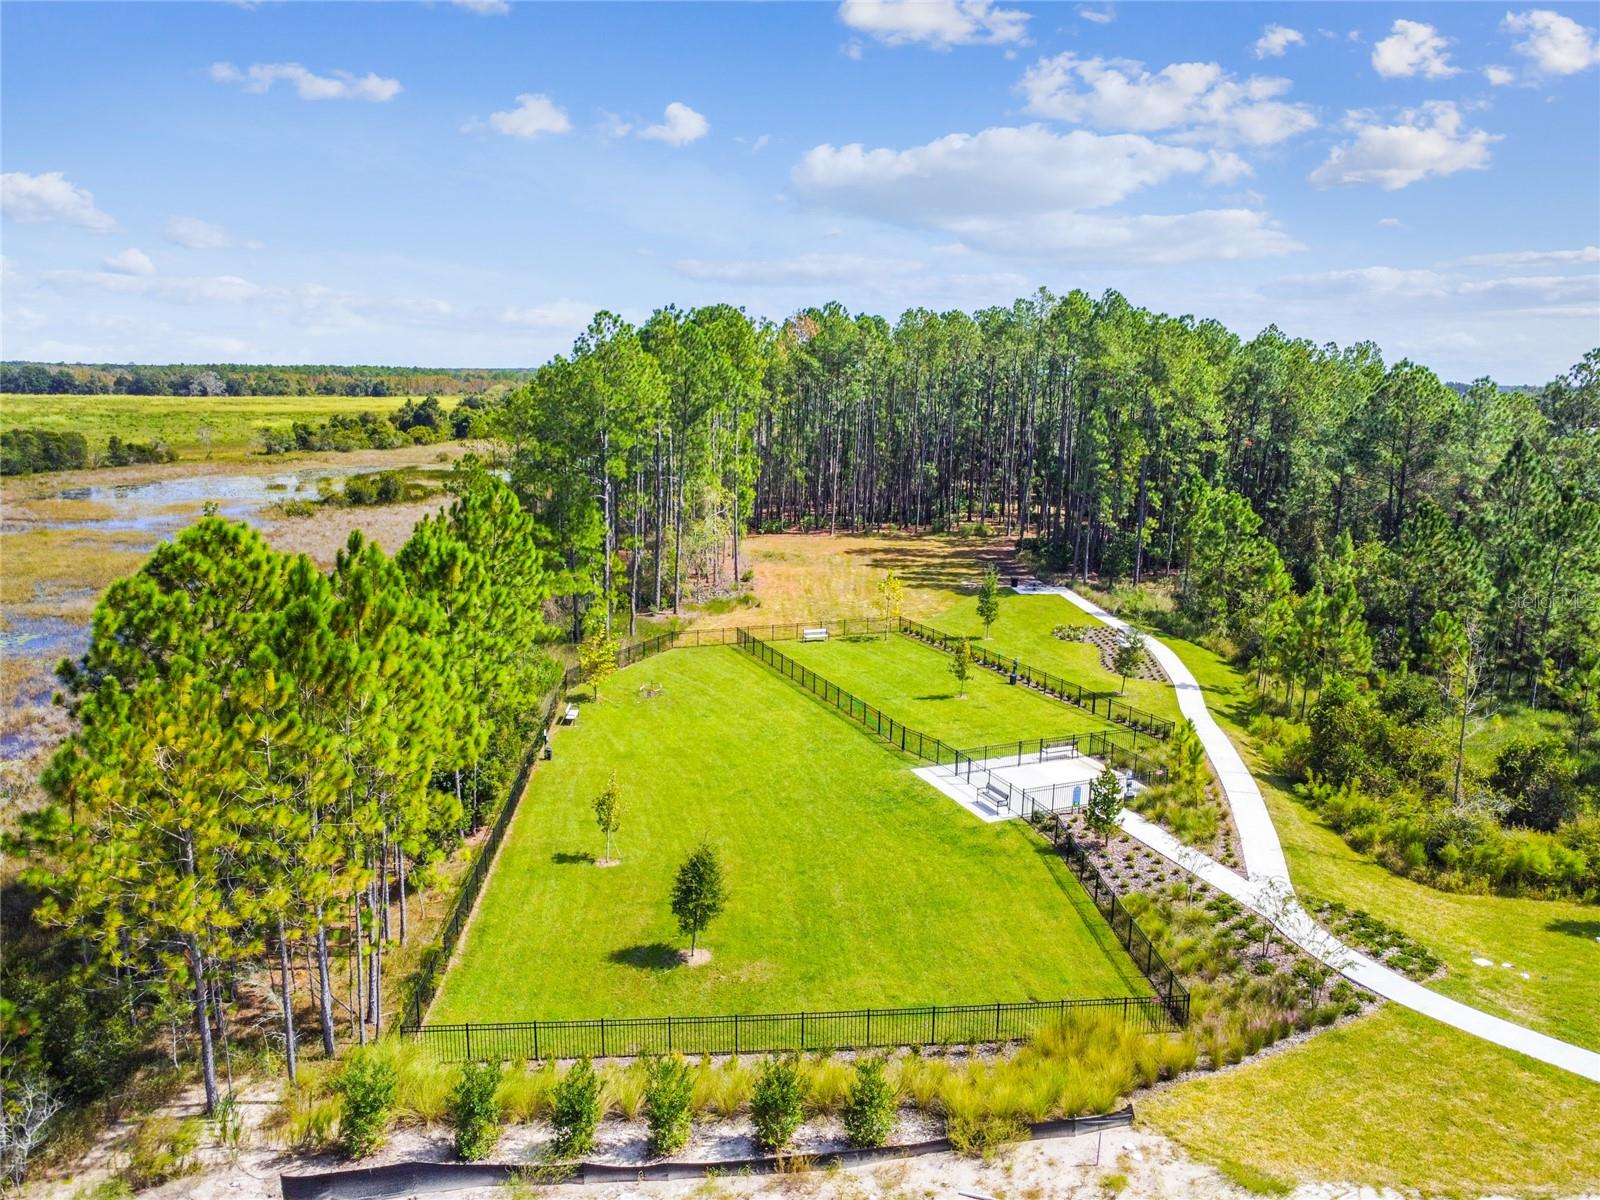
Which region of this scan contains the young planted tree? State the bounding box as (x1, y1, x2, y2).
(976, 566, 1001, 638)
(1087, 764, 1123, 846)
(1113, 627, 1146, 695)
(593, 772, 622, 864)
(578, 626, 619, 701)
(948, 637, 972, 698)
(876, 569, 904, 640)
(670, 840, 727, 960)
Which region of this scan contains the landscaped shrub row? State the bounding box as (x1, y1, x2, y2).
(275, 1011, 1187, 1163)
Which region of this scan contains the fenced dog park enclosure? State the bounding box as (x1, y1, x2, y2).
(405, 598, 1190, 1058)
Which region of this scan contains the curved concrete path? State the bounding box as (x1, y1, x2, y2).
(1016, 583, 1600, 1084)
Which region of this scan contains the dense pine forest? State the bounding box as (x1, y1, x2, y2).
(0, 361, 526, 397)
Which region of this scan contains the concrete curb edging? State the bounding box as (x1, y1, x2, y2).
(279, 1108, 1135, 1199)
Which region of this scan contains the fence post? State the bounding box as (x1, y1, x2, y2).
(735, 1013, 741, 1055)
(533, 1020, 540, 1062)
(600, 1017, 607, 1059)
(465, 1023, 473, 1063)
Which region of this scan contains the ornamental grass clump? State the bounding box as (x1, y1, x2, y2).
(800, 1056, 853, 1116)
(550, 1059, 602, 1158)
(602, 1060, 649, 1120)
(451, 1062, 503, 1161)
(644, 1055, 695, 1157)
(496, 1060, 559, 1123)
(692, 1056, 753, 1118)
(335, 1052, 397, 1159)
(750, 1055, 807, 1151)
(841, 1058, 896, 1148)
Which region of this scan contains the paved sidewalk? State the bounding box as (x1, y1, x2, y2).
(1015, 583, 1600, 1083)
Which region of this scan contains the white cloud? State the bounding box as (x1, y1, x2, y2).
(1377, 216, 1403, 227)
(1272, 265, 1597, 315)
(639, 102, 710, 146)
(102, 248, 156, 276)
(209, 61, 402, 102)
(1483, 64, 1517, 85)
(837, 0, 1029, 48)
(1077, 5, 1114, 23)
(792, 124, 1299, 263)
(452, 0, 510, 13)
(1254, 24, 1305, 58)
(751, 134, 771, 153)
(165, 215, 260, 250)
(498, 300, 597, 329)
(1310, 102, 1497, 190)
(1018, 54, 1316, 146)
(1502, 9, 1600, 75)
(1460, 246, 1600, 267)
(673, 253, 922, 285)
(795, 124, 1212, 217)
(472, 92, 573, 139)
(1371, 20, 1458, 79)
(0, 171, 118, 232)
(45, 268, 264, 304)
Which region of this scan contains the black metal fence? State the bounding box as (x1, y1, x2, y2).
(401, 685, 566, 1031)
(401, 993, 1179, 1063)
(1032, 812, 1190, 1029)
(617, 618, 894, 670)
(733, 628, 964, 765)
(898, 618, 1174, 740)
(949, 732, 1168, 791)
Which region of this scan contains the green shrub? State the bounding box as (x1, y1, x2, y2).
(841, 1058, 896, 1148)
(336, 1053, 398, 1159)
(452, 1062, 503, 1161)
(643, 1056, 695, 1157)
(550, 1059, 601, 1158)
(123, 1116, 202, 1190)
(750, 1055, 806, 1151)
(946, 1113, 1026, 1158)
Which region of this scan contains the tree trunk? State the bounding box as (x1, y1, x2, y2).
(188, 935, 219, 1114)
(315, 909, 336, 1057)
(277, 917, 298, 1083)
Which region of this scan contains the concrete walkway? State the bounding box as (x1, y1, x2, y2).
(1015, 583, 1600, 1084)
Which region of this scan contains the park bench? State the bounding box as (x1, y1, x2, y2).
(562, 703, 579, 725)
(801, 627, 829, 642)
(1040, 741, 1078, 761)
(982, 779, 1012, 813)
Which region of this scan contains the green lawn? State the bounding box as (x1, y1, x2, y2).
(1142, 1004, 1599, 1195)
(0, 392, 457, 457)
(430, 645, 1146, 1023)
(930, 592, 1183, 726)
(777, 630, 1116, 748)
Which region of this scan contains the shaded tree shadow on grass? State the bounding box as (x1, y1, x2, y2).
(1546, 918, 1600, 940)
(552, 850, 595, 866)
(609, 942, 681, 972)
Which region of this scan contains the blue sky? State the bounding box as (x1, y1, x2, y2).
(2, 1, 1597, 381)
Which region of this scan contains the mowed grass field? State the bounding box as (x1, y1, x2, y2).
(777, 631, 1115, 747)
(930, 591, 1183, 726)
(1142, 1004, 1599, 1194)
(429, 645, 1147, 1023)
(0, 392, 459, 457)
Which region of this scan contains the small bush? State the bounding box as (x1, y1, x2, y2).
(643, 1056, 695, 1157)
(842, 1058, 896, 1148)
(750, 1055, 807, 1151)
(946, 1113, 1026, 1158)
(336, 1053, 398, 1159)
(550, 1059, 601, 1158)
(123, 1116, 202, 1190)
(452, 1062, 503, 1161)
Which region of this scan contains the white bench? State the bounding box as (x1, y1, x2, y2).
(562, 704, 579, 725)
(1041, 742, 1078, 761)
(801, 627, 829, 642)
